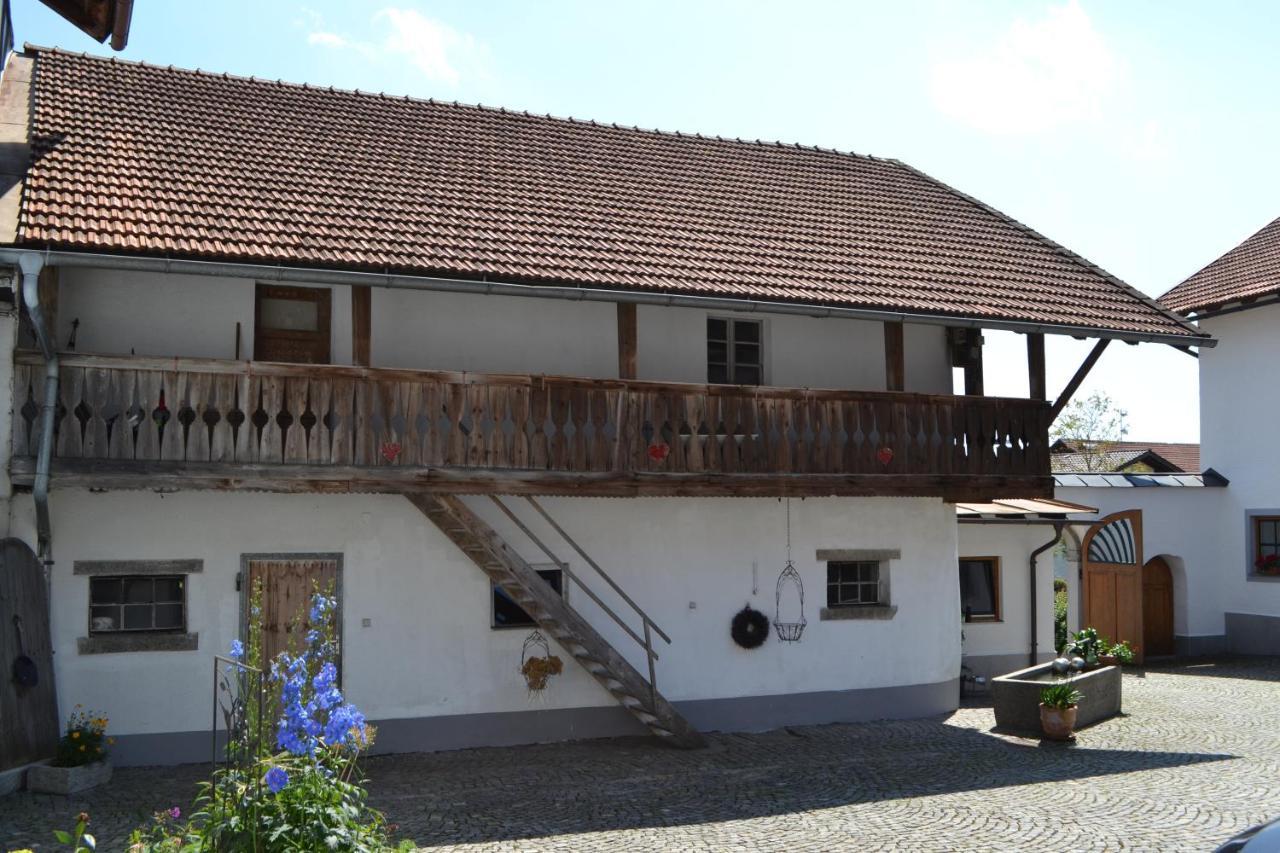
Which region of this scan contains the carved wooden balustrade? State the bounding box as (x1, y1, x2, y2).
(10, 353, 1053, 498)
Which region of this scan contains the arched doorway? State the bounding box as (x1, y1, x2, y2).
(1143, 557, 1175, 657)
(1082, 509, 1145, 663)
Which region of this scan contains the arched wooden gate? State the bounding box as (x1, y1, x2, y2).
(0, 538, 59, 771)
(1082, 510, 1145, 664)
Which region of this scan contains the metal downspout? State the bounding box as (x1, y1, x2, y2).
(1029, 521, 1065, 667)
(17, 254, 54, 561)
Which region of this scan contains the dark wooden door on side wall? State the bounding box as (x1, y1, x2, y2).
(0, 538, 59, 771)
(243, 557, 341, 668)
(1142, 557, 1175, 657)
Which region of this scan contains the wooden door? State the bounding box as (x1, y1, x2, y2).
(254, 284, 332, 364)
(0, 539, 58, 771)
(243, 556, 340, 666)
(1143, 557, 1175, 657)
(1082, 510, 1145, 663)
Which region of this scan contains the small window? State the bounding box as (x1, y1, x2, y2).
(707, 317, 763, 385)
(492, 568, 563, 628)
(1253, 516, 1280, 574)
(959, 557, 1001, 622)
(89, 576, 186, 633)
(826, 560, 881, 607)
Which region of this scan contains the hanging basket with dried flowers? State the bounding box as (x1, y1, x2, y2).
(520, 630, 563, 692)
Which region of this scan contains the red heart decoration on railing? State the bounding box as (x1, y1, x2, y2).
(877, 446, 894, 466)
(647, 443, 670, 462)
(381, 442, 402, 463)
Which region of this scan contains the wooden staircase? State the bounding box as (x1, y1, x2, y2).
(406, 493, 705, 748)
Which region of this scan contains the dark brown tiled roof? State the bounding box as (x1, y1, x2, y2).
(1161, 215, 1280, 315)
(1051, 440, 1200, 473)
(17, 47, 1203, 341)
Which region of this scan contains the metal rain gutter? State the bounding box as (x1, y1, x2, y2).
(0, 248, 1216, 349)
(16, 253, 54, 562)
(1029, 522, 1066, 667)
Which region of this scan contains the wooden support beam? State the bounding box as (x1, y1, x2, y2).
(617, 303, 637, 379)
(1049, 338, 1111, 421)
(351, 285, 372, 367)
(964, 331, 984, 396)
(1026, 333, 1046, 401)
(883, 321, 904, 392)
(13, 458, 1054, 502)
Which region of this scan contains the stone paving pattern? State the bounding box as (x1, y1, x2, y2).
(3, 658, 1278, 851)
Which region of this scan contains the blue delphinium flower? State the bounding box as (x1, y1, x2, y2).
(228, 639, 244, 660)
(263, 765, 289, 794)
(309, 594, 333, 624)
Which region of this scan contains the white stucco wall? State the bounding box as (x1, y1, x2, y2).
(17, 491, 959, 746)
(1199, 306, 1280, 622)
(956, 523, 1057, 677)
(50, 266, 953, 392)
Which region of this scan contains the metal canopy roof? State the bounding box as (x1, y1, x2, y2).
(955, 497, 1097, 521)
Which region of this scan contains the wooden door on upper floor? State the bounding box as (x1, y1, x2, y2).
(254, 284, 332, 364)
(1082, 509, 1145, 664)
(243, 556, 341, 668)
(1142, 556, 1175, 657)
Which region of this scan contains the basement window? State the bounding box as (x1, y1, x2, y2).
(492, 568, 564, 628)
(826, 561, 882, 607)
(707, 317, 763, 385)
(89, 576, 186, 634)
(959, 557, 1002, 622)
(818, 549, 898, 621)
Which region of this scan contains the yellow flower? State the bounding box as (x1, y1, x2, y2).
(96, 747, 103, 753)
(71, 731, 80, 740)
(79, 745, 86, 752)
(108, 738, 116, 745)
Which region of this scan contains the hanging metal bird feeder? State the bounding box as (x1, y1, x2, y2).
(774, 498, 807, 642)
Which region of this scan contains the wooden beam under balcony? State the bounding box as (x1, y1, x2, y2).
(10, 351, 1054, 501)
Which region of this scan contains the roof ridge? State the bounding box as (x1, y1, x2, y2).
(1159, 212, 1280, 311)
(22, 43, 897, 165)
(889, 158, 1206, 340)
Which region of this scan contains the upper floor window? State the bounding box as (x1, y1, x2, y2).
(89, 576, 186, 633)
(959, 556, 1001, 622)
(255, 284, 332, 364)
(707, 317, 763, 385)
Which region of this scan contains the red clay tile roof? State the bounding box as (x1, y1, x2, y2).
(17, 47, 1204, 342)
(1051, 439, 1200, 473)
(1161, 215, 1280, 315)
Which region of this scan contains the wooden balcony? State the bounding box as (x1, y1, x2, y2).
(9, 353, 1053, 500)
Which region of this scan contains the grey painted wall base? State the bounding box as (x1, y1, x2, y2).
(1225, 613, 1280, 656)
(962, 653, 1054, 682)
(1175, 634, 1228, 657)
(106, 677, 958, 767)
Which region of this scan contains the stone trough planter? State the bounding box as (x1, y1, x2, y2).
(991, 663, 1121, 735)
(26, 760, 112, 795)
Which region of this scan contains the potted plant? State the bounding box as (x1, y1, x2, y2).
(1098, 638, 1135, 667)
(1255, 554, 1280, 576)
(1063, 627, 1101, 669)
(27, 707, 114, 794)
(1039, 681, 1083, 740)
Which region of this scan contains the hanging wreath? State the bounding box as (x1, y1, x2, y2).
(520, 630, 563, 692)
(731, 605, 770, 649)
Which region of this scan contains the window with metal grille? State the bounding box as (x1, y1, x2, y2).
(707, 317, 763, 385)
(89, 576, 186, 633)
(959, 557, 1001, 621)
(1253, 516, 1280, 573)
(492, 568, 564, 628)
(826, 561, 881, 607)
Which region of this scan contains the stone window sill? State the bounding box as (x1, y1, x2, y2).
(820, 605, 898, 621)
(1246, 574, 1280, 583)
(77, 632, 199, 655)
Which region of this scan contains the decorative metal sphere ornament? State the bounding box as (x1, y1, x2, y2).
(1051, 657, 1072, 675)
(1069, 656, 1086, 672)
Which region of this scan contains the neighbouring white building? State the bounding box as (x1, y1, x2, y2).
(0, 48, 1210, 770)
(964, 216, 1280, 674)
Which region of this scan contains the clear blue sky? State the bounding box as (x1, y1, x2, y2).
(14, 0, 1280, 441)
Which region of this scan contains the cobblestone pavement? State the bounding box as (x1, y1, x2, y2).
(4, 658, 1279, 851)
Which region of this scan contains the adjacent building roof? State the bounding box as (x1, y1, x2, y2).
(1161, 215, 1280, 315)
(1049, 440, 1200, 474)
(12, 47, 1206, 343)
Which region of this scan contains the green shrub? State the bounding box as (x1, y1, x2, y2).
(1054, 585, 1069, 653)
